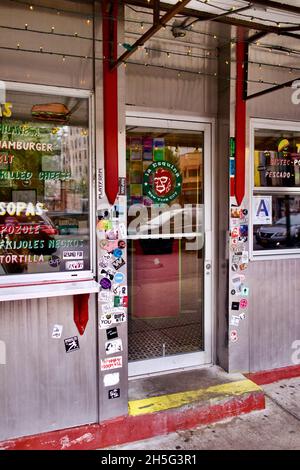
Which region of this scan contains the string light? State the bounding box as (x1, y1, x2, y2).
(1, 41, 297, 88)
(195, 0, 299, 27)
(1, 6, 299, 83)
(29, 5, 33, 10)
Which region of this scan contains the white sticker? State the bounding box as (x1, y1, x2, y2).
(232, 275, 245, 288)
(98, 168, 104, 200)
(105, 338, 123, 355)
(52, 324, 63, 339)
(118, 223, 127, 239)
(241, 251, 249, 264)
(101, 356, 123, 371)
(103, 372, 120, 387)
(253, 196, 272, 224)
(230, 316, 240, 327)
(102, 303, 114, 314)
(99, 315, 113, 329)
(113, 310, 126, 323)
(63, 251, 83, 260)
(0, 340, 6, 365)
(112, 284, 128, 296)
(99, 291, 114, 302)
(65, 260, 84, 270)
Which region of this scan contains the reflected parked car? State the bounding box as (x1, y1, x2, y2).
(256, 214, 300, 247)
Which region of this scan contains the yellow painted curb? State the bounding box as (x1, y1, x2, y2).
(129, 379, 262, 416)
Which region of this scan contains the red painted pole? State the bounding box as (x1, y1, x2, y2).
(235, 28, 247, 206)
(102, 0, 119, 205)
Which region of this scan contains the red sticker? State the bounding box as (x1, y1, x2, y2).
(230, 330, 238, 343)
(231, 227, 239, 238)
(240, 298, 248, 309)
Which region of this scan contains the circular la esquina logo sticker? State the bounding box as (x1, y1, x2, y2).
(143, 161, 182, 203)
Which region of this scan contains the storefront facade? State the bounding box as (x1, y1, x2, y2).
(0, 0, 300, 447)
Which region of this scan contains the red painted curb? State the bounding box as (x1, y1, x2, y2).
(246, 365, 300, 385)
(0, 391, 265, 450)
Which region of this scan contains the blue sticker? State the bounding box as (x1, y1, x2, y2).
(114, 272, 124, 283)
(242, 287, 249, 296)
(113, 248, 123, 258)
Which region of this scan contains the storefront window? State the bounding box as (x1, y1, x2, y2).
(252, 126, 300, 255)
(0, 87, 91, 278)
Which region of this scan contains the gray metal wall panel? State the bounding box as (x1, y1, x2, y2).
(0, 295, 97, 441)
(247, 260, 300, 372)
(124, 11, 221, 116)
(228, 40, 300, 373)
(216, 26, 231, 371)
(0, 0, 93, 89)
(126, 64, 218, 116)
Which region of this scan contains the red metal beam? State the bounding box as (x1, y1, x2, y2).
(235, 28, 247, 207)
(111, 0, 191, 70)
(102, 0, 119, 205)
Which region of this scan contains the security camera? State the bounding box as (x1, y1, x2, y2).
(171, 20, 186, 38)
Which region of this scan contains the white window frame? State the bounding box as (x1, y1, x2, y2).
(250, 118, 300, 261)
(0, 81, 96, 286)
(125, 110, 215, 377)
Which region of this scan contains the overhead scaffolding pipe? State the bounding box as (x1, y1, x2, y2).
(110, 0, 191, 70)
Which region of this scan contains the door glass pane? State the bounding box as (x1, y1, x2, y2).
(126, 127, 204, 362)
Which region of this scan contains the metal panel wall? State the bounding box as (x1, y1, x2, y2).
(244, 38, 300, 373)
(247, 260, 300, 372)
(0, 1, 99, 441)
(0, 295, 98, 441)
(0, 0, 94, 89)
(124, 6, 220, 116)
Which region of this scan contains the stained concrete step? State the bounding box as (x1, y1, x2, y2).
(125, 366, 265, 442)
(0, 366, 265, 450)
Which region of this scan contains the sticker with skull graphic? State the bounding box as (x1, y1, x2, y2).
(143, 161, 182, 203)
(154, 168, 172, 196)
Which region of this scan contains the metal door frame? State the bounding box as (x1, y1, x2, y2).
(125, 111, 215, 377)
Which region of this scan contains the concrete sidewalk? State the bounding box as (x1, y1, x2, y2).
(111, 376, 300, 450)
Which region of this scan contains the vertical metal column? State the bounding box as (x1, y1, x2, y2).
(97, 0, 128, 422)
(235, 28, 247, 207)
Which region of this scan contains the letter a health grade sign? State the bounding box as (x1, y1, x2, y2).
(253, 196, 272, 225)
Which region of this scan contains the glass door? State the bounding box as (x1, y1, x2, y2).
(126, 115, 213, 376)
